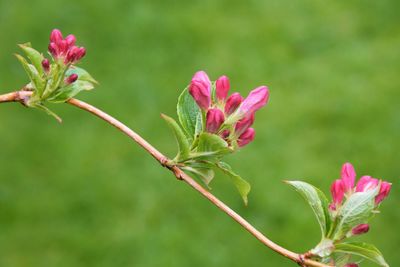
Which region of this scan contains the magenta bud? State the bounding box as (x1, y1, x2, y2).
(220, 129, 230, 140)
(238, 128, 255, 147)
(344, 264, 359, 267)
(75, 47, 86, 61)
(330, 179, 345, 206)
(355, 176, 379, 193)
(235, 113, 255, 136)
(189, 71, 211, 110)
(66, 73, 78, 84)
(375, 181, 392, 205)
(224, 93, 243, 115)
(206, 108, 225, 133)
(240, 86, 269, 117)
(48, 42, 58, 57)
(351, 224, 369, 235)
(341, 162, 356, 193)
(41, 59, 50, 72)
(65, 34, 76, 47)
(216, 75, 230, 101)
(50, 29, 63, 43)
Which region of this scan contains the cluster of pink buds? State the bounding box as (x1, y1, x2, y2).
(188, 71, 269, 147)
(47, 29, 86, 64)
(330, 162, 391, 234)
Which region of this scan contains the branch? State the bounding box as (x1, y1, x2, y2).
(0, 90, 331, 267)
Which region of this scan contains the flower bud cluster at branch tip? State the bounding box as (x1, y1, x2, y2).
(329, 162, 392, 212)
(49, 29, 86, 64)
(188, 70, 269, 148)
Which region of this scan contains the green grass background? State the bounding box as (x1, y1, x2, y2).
(0, 0, 399, 266)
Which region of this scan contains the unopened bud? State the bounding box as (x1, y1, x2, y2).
(216, 75, 230, 101)
(239, 86, 269, 117)
(65, 34, 76, 47)
(238, 128, 255, 147)
(66, 73, 78, 84)
(50, 29, 63, 43)
(235, 113, 255, 136)
(206, 108, 225, 133)
(41, 58, 50, 73)
(224, 93, 243, 115)
(351, 224, 369, 235)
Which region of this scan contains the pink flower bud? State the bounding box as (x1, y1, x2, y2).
(375, 181, 392, 205)
(66, 73, 78, 84)
(41, 59, 50, 73)
(355, 176, 379, 192)
(224, 93, 243, 115)
(206, 108, 225, 133)
(344, 264, 359, 267)
(50, 29, 63, 43)
(235, 113, 255, 136)
(351, 224, 369, 235)
(75, 47, 86, 61)
(189, 71, 211, 110)
(238, 128, 255, 147)
(341, 162, 356, 193)
(65, 34, 76, 47)
(57, 40, 68, 55)
(330, 179, 344, 206)
(220, 130, 230, 140)
(48, 42, 58, 58)
(216, 75, 230, 101)
(239, 86, 269, 117)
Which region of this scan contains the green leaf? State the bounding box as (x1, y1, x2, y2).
(19, 44, 44, 76)
(216, 162, 251, 205)
(66, 66, 98, 84)
(334, 187, 379, 239)
(335, 242, 389, 267)
(32, 104, 62, 123)
(286, 181, 331, 237)
(161, 114, 190, 160)
(192, 133, 232, 162)
(15, 54, 45, 95)
(177, 87, 202, 140)
(182, 161, 215, 186)
(47, 80, 95, 103)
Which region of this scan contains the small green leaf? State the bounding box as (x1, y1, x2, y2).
(334, 187, 379, 239)
(216, 162, 251, 205)
(19, 44, 44, 76)
(196, 133, 231, 158)
(335, 242, 389, 267)
(47, 80, 95, 103)
(66, 66, 98, 84)
(15, 54, 45, 95)
(177, 87, 202, 140)
(286, 181, 331, 237)
(161, 114, 190, 161)
(182, 161, 215, 186)
(32, 104, 62, 123)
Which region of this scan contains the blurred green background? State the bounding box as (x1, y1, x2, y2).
(0, 0, 399, 266)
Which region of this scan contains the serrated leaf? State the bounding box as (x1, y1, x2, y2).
(66, 66, 98, 84)
(335, 242, 389, 267)
(195, 133, 231, 161)
(334, 187, 379, 239)
(286, 181, 331, 237)
(47, 80, 95, 103)
(216, 161, 251, 205)
(19, 44, 44, 76)
(161, 114, 190, 161)
(177, 87, 202, 140)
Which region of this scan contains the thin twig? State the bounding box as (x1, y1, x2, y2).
(0, 90, 331, 267)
